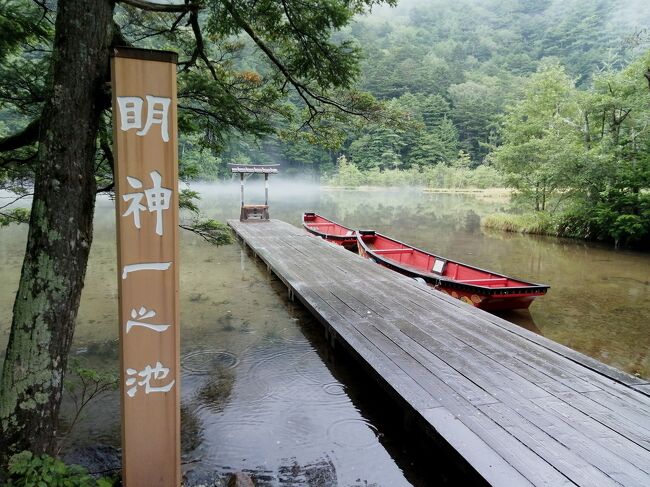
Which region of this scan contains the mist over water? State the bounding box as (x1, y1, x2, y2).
(1, 183, 648, 485)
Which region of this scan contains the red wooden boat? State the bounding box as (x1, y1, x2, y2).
(302, 212, 357, 249)
(357, 230, 549, 311)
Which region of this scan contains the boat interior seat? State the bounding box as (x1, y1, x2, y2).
(374, 248, 414, 254)
(456, 278, 509, 284)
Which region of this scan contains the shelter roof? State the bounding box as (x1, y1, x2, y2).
(228, 164, 280, 174)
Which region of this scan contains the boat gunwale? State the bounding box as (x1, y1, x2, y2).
(356, 230, 550, 296)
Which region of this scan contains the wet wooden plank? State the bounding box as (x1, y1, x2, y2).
(376, 314, 650, 482)
(539, 397, 650, 473)
(419, 407, 535, 487)
(228, 219, 650, 487)
(343, 267, 650, 432)
(480, 403, 621, 487)
(633, 383, 650, 394)
(475, 376, 650, 486)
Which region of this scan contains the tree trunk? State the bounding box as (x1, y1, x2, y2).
(0, 0, 114, 464)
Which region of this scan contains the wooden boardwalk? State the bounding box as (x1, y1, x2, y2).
(228, 219, 650, 486)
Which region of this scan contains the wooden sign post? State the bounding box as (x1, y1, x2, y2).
(111, 47, 180, 486)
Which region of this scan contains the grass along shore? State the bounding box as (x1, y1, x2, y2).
(481, 213, 556, 236)
(482, 211, 649, 250)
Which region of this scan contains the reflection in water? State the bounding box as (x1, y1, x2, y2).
(1, 183, 649, 486)
(181, 404, 203, 454)
(494, 310, 542, 335)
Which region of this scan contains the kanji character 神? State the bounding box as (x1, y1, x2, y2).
(122, 170, 172, 236)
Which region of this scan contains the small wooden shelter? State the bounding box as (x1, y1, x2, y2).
(229, 163, 280, 221)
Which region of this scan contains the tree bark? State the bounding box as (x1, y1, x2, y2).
(0, 0, 114, 464)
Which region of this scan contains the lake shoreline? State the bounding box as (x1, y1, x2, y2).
(481, 212, 650, 251)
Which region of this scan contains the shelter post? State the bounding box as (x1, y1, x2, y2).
(240, 173, 244, 207)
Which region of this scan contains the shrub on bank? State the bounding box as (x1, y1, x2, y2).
(482, 207, 650, 249)
(5, 451, 114, 487)
(423, 165, 503, 189)
(325, 155, 366, 187)
(324, 162, 504, 189)
(481, 213, 556, 235)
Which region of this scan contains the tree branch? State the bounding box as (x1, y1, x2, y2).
(112, 20, 132, 48)
(118, 0, 201, 13)
(617, 108, 632, 125)
(188, 8, 218, 80)
(0, 119, 40, 152)
(179, 222, 233, 245)
(96, 182, 114, 193)
(280, 0, 339, 79)
(95, 115, 115, 194)
(0, 193, 33, 211)
(219, 0, 368, 120)
(0, 211, 22, 223)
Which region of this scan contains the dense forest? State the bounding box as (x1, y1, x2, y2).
(198, 0, 650, 172)
(192, 0, 650, 247)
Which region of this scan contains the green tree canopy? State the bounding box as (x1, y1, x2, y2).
(491, 62, 584, 211)
(491, 52, 650, 246)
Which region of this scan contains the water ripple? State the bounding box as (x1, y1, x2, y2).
(322, 382, 347, 397)
(182, 350, 239, 374)
(327, 418, 380, 450)
(292, 350, 333, 385)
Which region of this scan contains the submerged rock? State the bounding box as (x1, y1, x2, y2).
(62, 444, 121, 478)
(227, 472, 255, 487)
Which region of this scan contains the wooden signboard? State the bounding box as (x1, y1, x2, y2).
(111, 47, 180, 486)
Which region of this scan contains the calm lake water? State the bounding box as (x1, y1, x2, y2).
(1, 182, 649, 485)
